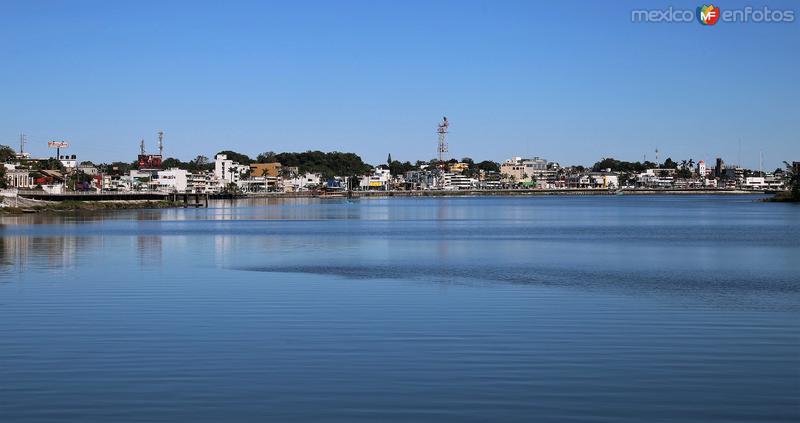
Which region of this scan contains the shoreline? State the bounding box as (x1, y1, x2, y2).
(246, 188, 769, 198)
(1, 189, 782, 215)
(0, 199, 182, 215)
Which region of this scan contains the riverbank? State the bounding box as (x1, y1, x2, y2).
(0, 199, 183, 215)
(244, 188, 768, 198)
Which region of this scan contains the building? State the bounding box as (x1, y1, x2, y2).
(4, 166, 34, 188)
(449, 162, 470, 174)
(500, 157, 553, 184)
(447, 173, 477, 190)
(714, 157, 725, 178)
(743, 177, 767, 190)
(360, 168, 391, 190)
(59, 154, 78, 169)
(156, 168, 190, 193)
(285, 173, 321, 192)
(588, 172, 619, 189)
(215, 154, 249, 184)
(403, 170, 437, 190)
(250, 162, 282, 178)
(697, 160, 706, 177)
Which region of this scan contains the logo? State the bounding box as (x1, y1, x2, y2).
(697, 5, 720, 25)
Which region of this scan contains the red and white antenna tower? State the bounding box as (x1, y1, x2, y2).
(437, 116, 449, 163)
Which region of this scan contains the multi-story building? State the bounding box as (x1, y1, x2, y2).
(156, 168, 190, 193)
(447, 174, 477, 190)
(285, 173, 321, 192)
(249, 162, 282, 177)
(214, 154, 249, 184)
(360, 167, 391, 190)
(500, 157, 554, 185)
(187, 171, 217, 193)
(403, 170, 437, 190)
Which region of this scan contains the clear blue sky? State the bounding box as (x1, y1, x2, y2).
(1, 0, 797, 170)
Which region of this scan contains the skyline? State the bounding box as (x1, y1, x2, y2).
(1, 0, 798, 169)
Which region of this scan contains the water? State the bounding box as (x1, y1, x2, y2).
(1, 195, 798, 422)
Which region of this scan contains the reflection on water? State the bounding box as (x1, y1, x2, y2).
(0, 196, 798, 422)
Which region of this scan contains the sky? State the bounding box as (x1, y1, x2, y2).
(0, 0, 797, 170)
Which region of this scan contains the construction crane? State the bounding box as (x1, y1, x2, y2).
(437, 116, 449, 163)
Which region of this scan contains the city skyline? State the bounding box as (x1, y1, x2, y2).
(1, 0, 797, 169)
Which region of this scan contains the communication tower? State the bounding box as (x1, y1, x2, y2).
(437, 116, 449, 163)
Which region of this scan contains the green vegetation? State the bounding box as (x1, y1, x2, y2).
(388, 160, 416, 176)
(781, 161, 799, 201)
(216, 150, 253, 165)
(272, 151, 372, 178)
(0, 145, 16, 162)
(592, 158, 657, 173)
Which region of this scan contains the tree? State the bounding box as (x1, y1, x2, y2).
(474, 161, 498, 173)
(388, 160, 416, 176)
(161, 157, 186, 169)
(591, 158, 647, 173)
(387, 153, 392, 166)
(257, 151, 277, 163)
(662, 157, 678, 169)
(216, 150, 252, 165)
(676, 168, 692, 179)
(273, 151, 371, 178)
(188, 155, 211, 172)
(0, 166, 7, 188)
(0, 145, 15, 163)
(783, 161, 800, 200)
(33, 158, 66, 172)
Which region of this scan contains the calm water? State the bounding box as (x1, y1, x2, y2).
(1, 195, 798, 422)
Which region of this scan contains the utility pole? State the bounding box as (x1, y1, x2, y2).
(158, 131, 164, 156)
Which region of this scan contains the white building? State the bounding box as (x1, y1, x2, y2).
(156, 168, 190, 193)
(285, 173, 321, 192)
(743, 177, 767, 190)
(447, 173, 478, 190)
(697, 160, 706, 178)
(59, 154, 78, 169)
(360, 168, 391, 190)
(214, 154, 249, 184)
(188, 172, 217, 193)
(4, 164, 34, 188)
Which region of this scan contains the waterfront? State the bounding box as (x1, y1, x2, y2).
(1, 195, 798, 422)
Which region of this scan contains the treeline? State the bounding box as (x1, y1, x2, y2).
(257, 151, 371, 178)
(592, 158, 660, 172)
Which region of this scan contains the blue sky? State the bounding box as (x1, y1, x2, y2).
(1, 0, 797, 169)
